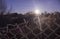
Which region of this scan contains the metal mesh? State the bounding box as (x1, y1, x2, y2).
(0, 14, 60, 39)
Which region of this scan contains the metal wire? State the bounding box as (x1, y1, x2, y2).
(0, 14, 60, 39)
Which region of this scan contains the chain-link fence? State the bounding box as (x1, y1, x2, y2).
(0, 13, 60, 39)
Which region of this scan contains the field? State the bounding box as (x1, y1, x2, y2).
(0, 12, 60, 39)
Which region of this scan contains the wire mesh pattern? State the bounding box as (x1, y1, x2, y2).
(0, 14, 60, 39)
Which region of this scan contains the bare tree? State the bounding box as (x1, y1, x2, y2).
(0, 0, 7, 15)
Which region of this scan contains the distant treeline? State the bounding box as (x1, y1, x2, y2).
(0, 12, 60, 27)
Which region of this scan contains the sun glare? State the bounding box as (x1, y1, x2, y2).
(34, 9, 40, 15)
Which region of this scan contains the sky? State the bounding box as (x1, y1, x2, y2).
(6, 0, 60, 13)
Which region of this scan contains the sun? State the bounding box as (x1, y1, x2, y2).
(34, 9, 40, 15)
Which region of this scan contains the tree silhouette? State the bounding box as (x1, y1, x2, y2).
(0, 0, 7, 14)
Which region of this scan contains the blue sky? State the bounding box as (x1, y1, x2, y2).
(6, 0, 60, 13)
